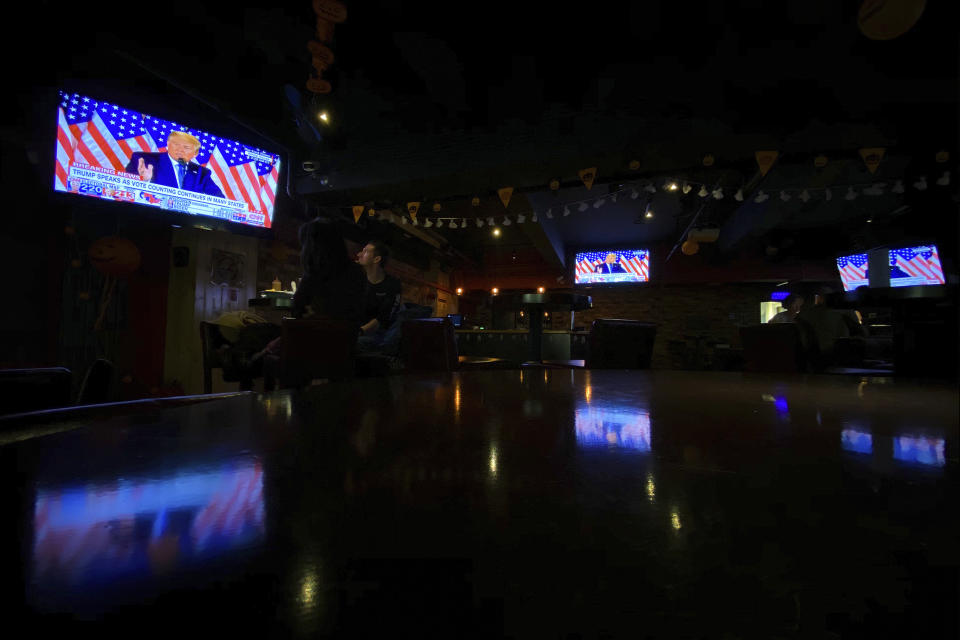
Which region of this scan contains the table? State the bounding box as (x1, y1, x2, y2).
(249, 293, 294, 324)
(496, 292, 592, 362)
(2, 371, 956, 637)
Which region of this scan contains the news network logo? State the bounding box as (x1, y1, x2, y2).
(139, 191, 161, 204)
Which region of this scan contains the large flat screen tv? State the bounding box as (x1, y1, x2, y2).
(574, 249, 650, 285)
(889, 245, 945, 288)
(54, 91, 280, 229)
(836, 253, 869, 292)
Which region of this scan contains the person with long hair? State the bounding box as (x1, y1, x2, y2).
(293, 217, 366, 326)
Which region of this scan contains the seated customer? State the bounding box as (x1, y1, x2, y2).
(796, 285, 850, 367)
(256, 217, 366, 362)
(768, 294, 804, 323)
(356, 240, 402, 352)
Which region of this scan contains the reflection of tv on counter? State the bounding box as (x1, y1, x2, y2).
(574, 249, 650, 285)
(888, 245, 945, 288)
(54, 90, 280, 229)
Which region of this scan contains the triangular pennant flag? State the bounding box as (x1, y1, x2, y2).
(497, 187, 513, 209)
(755, 150, 778, 177)
(579, 167, 597, 190)
(352, 205, 364, 223)
(859, 147, 885, 174)
(406, 202, 420, 222)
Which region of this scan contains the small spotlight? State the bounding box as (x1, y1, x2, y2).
(537, 287, 545, 293)
(668, 182, 678, 191)
(645, 210, 654, 219)
(544, 312, 549, 317)
(492, 227, 501, 237)
(318, 111, 329, 123)
(492, 287, 499, 295)
(456, 287, 463, 295)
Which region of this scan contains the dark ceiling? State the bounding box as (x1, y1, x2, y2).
(8, 0, 959, 266)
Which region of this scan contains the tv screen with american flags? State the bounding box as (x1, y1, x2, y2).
(888, 245, 945, 288)
(574, 249, 650, 285)
(836, 253, 869, 291)
(54, 91, 281, 229)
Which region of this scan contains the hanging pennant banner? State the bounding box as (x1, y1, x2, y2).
(859, 147, 885, 174)
(406, 202, 420, 222)
(498, 187, 513, 208)
(352, 205, 364, 224)
(755, 150, 778, 176)
(578, 168, 597, 190)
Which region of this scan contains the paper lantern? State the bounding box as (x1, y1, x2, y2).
(858, 0, 926, 40)
(89, 236, 141, 277)
(313, 0, 347, 23)
(681, 240, 700, 255)
(306, 77, 331, 94)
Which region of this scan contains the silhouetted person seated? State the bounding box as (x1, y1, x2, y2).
(255, 217, 366, 366)
(797, 286, 852, 368)
(356, 240, 402, 352)
(768, 294, 804, 323)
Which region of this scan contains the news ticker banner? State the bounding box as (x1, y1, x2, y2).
(575, 273, 648, 284)
(63, 163, 265, 227)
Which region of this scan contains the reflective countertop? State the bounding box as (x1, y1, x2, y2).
(2, 371, 956, 637)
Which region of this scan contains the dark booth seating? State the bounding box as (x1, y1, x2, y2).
(401, 318, 514, 372)
(199, 321, 255, 394)
(0, 367, 73, 416)
(739, 323, 810, 373)
(585, 319, 658, 369)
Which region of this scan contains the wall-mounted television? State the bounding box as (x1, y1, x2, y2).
(889, 245, 945, 288)
(574, 249, 650, 285)
(54, 91, 280, 229)
(836, 253, 869, 292)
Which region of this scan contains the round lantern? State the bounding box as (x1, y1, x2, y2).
(313, 0, 347, 23)
(858, 0, 926, 40)
(306, 77, 332, 94)
(681, 240, 700, 256)
(88, 236, 141, 277)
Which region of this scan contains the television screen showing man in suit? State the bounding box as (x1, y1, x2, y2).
(574, 249, 650, 285)
(54, 90, 281, 229)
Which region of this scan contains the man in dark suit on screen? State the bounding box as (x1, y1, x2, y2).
(125, 130, 225, 198)
(595, 252, 626, 274)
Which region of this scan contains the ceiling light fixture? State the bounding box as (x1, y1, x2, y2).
(516, 213, 526, 223)
(593, 198, 605, 208)
(892, 180, 905, 193)
(682, 182, 692, 194)
(734, 188, 744, 201)
(780, 190, 791, 202)
(845, 187, 858, 200)
(698, 185, 708, 197)
(563, 206, 571, 216)
(492, 227, 501, 237)
(631, 188, 640, 199)
(799, 189, 811, 202)
(545, 208, 554, 219)
(578, 202, 589, 212)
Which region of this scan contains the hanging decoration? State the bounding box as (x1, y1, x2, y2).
(549, 179, 560, 191)
(681, 239, 700, 255)
(471, 196, 480, 207)
(628, 160, 641, 171)
(578, 168, 597, 190)
(497, 187, 513, 208)
(935, 150, 949, 163)
(702, 154, 715, 167)
(432, 202, 442, 213)
(857, 0, 926, 41)
(406, 202, 420, 223)
(913, 176, 927, 191)
(754, 190, 769, 203)
(307, 0, 346, 93)
(352, 205, 364, 223)
(859, 147, 886, 174)
(755, 150, 779, 176)
(734, 188, 744, 201)
(814, 155, 829, 168)
(936, 171, 950, 186)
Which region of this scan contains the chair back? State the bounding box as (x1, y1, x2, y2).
(401, 318, 458, 372)
(0, 367, 72, 416)
(199, 321, 230, 394)
(280, 317, 357, 387)
(77, 359, 114, 405)
(586, 319, 657, 369)
(739, 323, 808, 373)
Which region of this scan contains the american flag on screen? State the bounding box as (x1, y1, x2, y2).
(56, 91, 280, 226)
(575, 250, 649, 280)
(889, 246, 944, 285)
(836, 253, 868, 291)
(56, 91, 158, 188)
